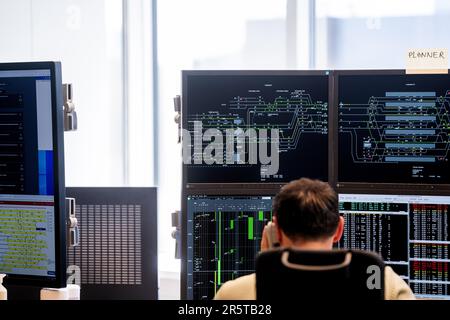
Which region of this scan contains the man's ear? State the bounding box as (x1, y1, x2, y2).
(332, 216, 345, 243)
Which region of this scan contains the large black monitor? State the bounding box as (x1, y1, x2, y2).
(337, 70, 450, 185)
(182, 71, 330, 184)
(0, 62, 66, 288)
(338, 193, 450, 299)
(185, 194, 274, 300)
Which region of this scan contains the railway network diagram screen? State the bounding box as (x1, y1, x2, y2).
(338, 73, 450, 184)
(186, 195, 273, 300)
(183, 72, 329, 183)
(0, 69, 57, 278)
(339, 194, 450, 299)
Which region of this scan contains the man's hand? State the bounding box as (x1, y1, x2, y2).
(260, 225, 269, 252)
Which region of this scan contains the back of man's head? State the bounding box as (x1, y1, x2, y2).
(273, 178, 339, 241)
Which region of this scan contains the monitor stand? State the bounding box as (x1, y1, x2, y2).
(5, 284, 80, 300)
(5, 285, 41, 300)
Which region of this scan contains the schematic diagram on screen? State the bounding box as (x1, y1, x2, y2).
(337, 74, 450, 184)
(339, 90, 450, 165)
(184, 74, 329, 183)
(187, 89, 328, 156)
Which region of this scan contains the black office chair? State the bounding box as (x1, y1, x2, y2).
(256, 248, 385, 300)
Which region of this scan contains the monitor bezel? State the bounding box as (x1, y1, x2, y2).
(0, 61, 67, 288)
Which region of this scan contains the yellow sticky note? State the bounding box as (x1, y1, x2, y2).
(406, 48, 448, 74)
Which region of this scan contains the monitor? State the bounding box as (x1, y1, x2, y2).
(0, 62, 66, 288)
(186, 192, 450, 300)
(339, 193, 450, 299)
(185, 194, 273, 300)
(337, 71, 450, 184)
(183, 71, 329, 183)
(66, 187, 158, 300)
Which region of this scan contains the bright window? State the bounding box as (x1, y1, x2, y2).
(315, 0, 450, 69)
(156, 0, 289, 278)
(0, 0, 126, 186)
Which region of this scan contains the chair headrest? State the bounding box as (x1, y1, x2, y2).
(256, 248, 385, 300)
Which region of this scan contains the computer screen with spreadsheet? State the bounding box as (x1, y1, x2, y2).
(338, 194, 450, 299)
(0, 62, 66, 288)
(186, 192, 450, 300)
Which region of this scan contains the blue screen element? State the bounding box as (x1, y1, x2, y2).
(38, 150, 54, 196)
(45, 151, 54, 195)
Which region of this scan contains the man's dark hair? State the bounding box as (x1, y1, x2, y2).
(273, 178, 339, 240)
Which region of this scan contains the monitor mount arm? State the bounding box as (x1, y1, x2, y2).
(66, 198, 79, 247)
(63, 83, 77, 132)
(174, 95, 181, 144)
(172, 95, 182, 259)
(171, 211, 181, 259)
(63, 83, 79, 248)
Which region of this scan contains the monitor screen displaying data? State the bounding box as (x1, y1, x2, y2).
(187, 193, 450, 300)
(186, 195, 273, 300)
(339, 194, 450, 299)
(338, 73, 450, 184)
(183, 72, 329, 183)
(0, 67, 59, 279)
